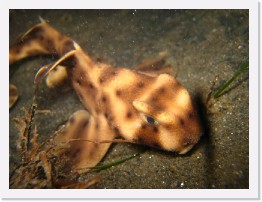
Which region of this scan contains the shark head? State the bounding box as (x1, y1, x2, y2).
(102, 72, 202, 154)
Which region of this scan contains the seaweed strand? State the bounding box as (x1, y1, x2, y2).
(213, 61, 249, 98)
(90, 152, 140, 172)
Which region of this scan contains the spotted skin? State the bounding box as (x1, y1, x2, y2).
(10, 21, 202, 172)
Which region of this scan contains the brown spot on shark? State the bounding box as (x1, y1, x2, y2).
(137, 81, 145, 88)
(115, 89, 122, 97)
(126, 111, 133, 119)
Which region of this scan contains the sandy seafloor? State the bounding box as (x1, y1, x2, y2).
(9, 10, 249, 189)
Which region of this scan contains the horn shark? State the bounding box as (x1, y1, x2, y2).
(10, 19, 202, 172)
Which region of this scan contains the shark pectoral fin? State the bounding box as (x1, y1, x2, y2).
(52, 110, 115, 174)
(34, 50, 76, 84)
(133, 52, 175, 76)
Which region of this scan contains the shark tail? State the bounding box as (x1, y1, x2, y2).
(9, 21, 76, 65)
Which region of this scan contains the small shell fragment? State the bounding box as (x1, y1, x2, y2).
(9, 84, 19, 109)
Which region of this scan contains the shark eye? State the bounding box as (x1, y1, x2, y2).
(145, 116, 158, 125)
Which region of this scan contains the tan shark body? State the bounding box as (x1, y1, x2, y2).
(10, 20, 202, 172)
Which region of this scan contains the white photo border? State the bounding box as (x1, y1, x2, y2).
(1, 0, 258, 199)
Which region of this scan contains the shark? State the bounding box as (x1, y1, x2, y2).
(9, 19, 202, 173)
